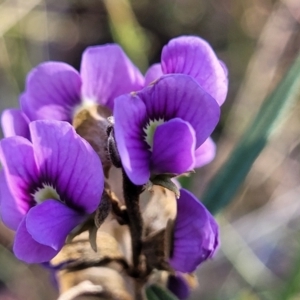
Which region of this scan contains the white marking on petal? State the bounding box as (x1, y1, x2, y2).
(143, 118, 165, 150)
(32, 183, 61, 204)
(72, 98, 110, 122)
(72, 98, 96, 118)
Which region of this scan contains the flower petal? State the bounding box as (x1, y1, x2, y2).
(13, 217, 58, 263)
(194, 137, 216, 168)
(26, 199, 85, 251)
(167, 273, 190, 300)
(1, 109, 30, 139)
(169, 189, 219, 272)
(207, 213, 220, 256)
(144, 63, 163, 86)
(151, 118, 195, 175)
(20, 62, 82, 122)
(0, 170, 26, 230)
(29, 120, 104, 213)
(0, 136, 38, 208)
(80, 45, 144, 110)
(114, 94, 150, 185)
(161, 36, 228, 106)
(138, 74, 220, 148)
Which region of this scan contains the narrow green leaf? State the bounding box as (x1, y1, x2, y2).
(203, 53, 300, 214)
(280, 239, 300, 300)
(146, 284, 179, 300)
(103, 0, 149, 71)
(146, 288, 160, 300)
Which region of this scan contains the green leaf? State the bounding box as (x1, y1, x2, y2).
(146, 288, 160, 300)
(103, 0, 149, 71)
(280, 239, 300, 300)
(146, 284, 179, 300)
(203, 53, 300, 214)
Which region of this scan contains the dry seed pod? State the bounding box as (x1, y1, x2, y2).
(52, 231, 125, 269)
(57, 267, 133, 300)
(142, 185, 177, 234)
(53, 230, 134, 300)
(73, 104, 112, 177)
(142, 228, 172, 272)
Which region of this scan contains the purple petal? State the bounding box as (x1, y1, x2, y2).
(0, 136, 38, 209)
(80, 45, 144, 110)
(26, 200, 85, 251)
(161, 36, 228, 106)
(207, 213, 220, 256)
(194, 137, 216, 168)
(20, 62, 81, 122)
(144, 63, 163, 86)
(0, 170, 25, 230)
(219, 59, 229, 77)
(167, 273, 190, 300)
(151, 118, 195, 175)
(29, 120, 104, 213)
(138, 74, 220, 148)
(169, 189, 219, 273)
(114, 94, 151, 185)
(13, 218, 58, 263)
(1, 109, 30, 139)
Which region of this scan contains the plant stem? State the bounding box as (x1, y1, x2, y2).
(122, 169, 144, 274)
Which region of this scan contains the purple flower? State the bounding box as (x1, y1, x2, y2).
(114, 74, 220, 185)
(167, 273, 190, 300)
(194, 137, 216, 168)
(0, 120, 104, 263)
(1, 108, 30, 139)
(145, 36, 228, 168)
(169, 188, 219, 273)
(20, 45, 144, 122)
(145, 36, 228, 106)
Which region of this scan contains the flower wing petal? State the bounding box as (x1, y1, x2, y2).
(167, 273, 190, 300)
(138, 74, 220, 148)
(81, 45, 144, 110)
(20, 62, 81, 122)
(151, 118, 195, 175)
(0, 170, 25, 230)
(169, 189, 219, 272)
(13, 218, 58, 263)
(144, 63, 163, 86)
(161, 36, 228, 106)
(26, 199, 85, 251)
(1, 109, 30, 139)
(29, 120, 103, 213)
(194, 137, 216, 168)
(114, 94, 150, 185)
(0, 136, 38, 209)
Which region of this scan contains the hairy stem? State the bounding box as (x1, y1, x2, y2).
(122, 169, 144, 274)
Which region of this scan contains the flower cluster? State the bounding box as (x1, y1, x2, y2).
(0, 36, 227, 299)
(0, 120, 104, 263)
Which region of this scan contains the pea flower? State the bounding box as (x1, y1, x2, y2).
(145, 36, 228, 106)
(167, 273, 190, 300)
(0, 120, 104, 263)
(20, 45, 144, 122)
(114, 74, 220, 185)
(1, 108, 30, 139)
(145, 36, 228, 168)
(169, 188, 219, 273)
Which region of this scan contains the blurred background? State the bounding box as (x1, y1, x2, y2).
(0, 0, 300, 299)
